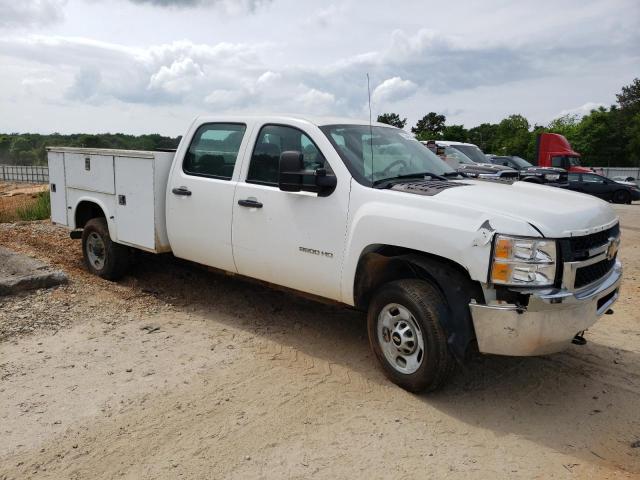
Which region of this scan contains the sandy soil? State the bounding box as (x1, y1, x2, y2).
(0, 204, 639, 479)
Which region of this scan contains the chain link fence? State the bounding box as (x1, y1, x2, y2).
(0, 165, 49, 183)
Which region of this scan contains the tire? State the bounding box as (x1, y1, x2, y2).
(612, 190, 631, 204)
(81, 217, 130, 280)
(367, 279, 455, 393)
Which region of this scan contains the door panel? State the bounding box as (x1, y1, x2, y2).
(232, 124, 349, 301)
(114, 156, 155, 250)
(47, 152, 68, 225)
(166, 122, 250, 272)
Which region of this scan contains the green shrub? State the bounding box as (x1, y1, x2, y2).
(15, 192, 51, 221)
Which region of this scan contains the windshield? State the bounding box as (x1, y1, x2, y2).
(449, 144, 487, 164)
(552, 155, 582, 167)
(320, 125, 454, 185)
(440, 146, 475, 168)
(510, 156, 533, 168)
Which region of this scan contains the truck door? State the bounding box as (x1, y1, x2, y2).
(166, 122, 251, 272)
(231, 123, 349, 301)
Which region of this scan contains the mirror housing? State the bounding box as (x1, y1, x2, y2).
(278, 150, 337, 196)
(278, 151, 304, 192)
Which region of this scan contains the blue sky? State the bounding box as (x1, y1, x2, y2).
(0, 0, 638, 135)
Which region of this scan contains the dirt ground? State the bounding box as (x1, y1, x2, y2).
(1, 203, 639, 479)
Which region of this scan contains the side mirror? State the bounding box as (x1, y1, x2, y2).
(279, 151, 304, 192)
(278, 150, 337, 195)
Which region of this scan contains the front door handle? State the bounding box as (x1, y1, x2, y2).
(238, 199, 263, 208)
(172, 186, 192, 196)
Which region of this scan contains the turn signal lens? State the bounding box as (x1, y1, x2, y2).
(491, 262, 512, 283)
(490, 234, 557, 286)
(494, 237, 513, 259)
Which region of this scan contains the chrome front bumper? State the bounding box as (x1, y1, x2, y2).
(469, 261, 622, 356)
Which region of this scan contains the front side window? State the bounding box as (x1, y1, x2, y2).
(247, 125, 331, 186)
(568, 173, 580, 182)
(183, 123, 246, 179)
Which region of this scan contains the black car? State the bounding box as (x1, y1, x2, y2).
(489, 156, 568, 186)
(567, 172, 640, 204)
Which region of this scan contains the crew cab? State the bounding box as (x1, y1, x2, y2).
(47, 115, 623, 392)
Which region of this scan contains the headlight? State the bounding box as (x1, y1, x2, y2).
(490, 235, 557, 286)
(544, 173, 560, 181)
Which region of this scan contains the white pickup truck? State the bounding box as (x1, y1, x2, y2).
(47, 115, 622, 392)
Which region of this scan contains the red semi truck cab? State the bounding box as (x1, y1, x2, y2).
(536, 133, 592, 173)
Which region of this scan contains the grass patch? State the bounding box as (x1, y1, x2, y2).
(10, 192, 51, 221)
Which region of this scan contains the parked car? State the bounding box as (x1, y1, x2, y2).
(421, 141, 519, 181)
(489, 155, 568, 186)
(567, 172, 640, 204)
(47, 115, 622, 393)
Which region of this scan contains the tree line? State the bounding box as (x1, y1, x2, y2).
(378, 78, 640, 168)
(0, 133, 181, 166)
(1, 79, 638, 168)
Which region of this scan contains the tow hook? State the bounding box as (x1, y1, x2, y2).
(572, 333, 587, 346)
(605, 309, 614, 315)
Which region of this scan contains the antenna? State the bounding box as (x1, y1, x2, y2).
(367, 73, 374, 184)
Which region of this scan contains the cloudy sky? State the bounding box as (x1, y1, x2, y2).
(0, 0, 638, 135)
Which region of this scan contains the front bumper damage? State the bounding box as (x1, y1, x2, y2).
(469, 261, 622, 356)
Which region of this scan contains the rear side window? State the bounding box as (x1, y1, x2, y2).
(247, 124, 331, 186)
(183, 123, 246, 179)
(568, 173, 580, 181)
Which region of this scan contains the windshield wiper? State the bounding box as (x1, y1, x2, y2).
(372, 172, 448, 188)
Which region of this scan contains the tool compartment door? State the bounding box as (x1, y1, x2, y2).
(114, 156, 156, 250)
(65, 153, 115, 194)
(47, 151, 68, 225)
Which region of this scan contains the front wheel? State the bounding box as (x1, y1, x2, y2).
(82, 217, 130, 280)
(367, 279, 455, 393)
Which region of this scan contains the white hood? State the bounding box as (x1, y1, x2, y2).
(438, 180, 618, 238)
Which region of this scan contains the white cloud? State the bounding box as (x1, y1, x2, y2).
(555, 102, 607, 119)
(0, 0, 638, 133)
(372, 77, 417, 105)
(0, 0, 66, 28)
(126, 0, 271, 14)
(297, 88, 336, 113)
(148, 58, 205, 94)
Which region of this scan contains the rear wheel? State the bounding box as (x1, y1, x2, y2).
(367, 279, 455, 393)
(82, 217, 130, 280)
(612, 190, 631, 204)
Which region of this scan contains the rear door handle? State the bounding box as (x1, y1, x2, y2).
(172, 186, 192, 196)
(238, 199, 263, 208)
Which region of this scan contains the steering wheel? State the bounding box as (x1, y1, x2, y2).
(380, 159, 409, 177)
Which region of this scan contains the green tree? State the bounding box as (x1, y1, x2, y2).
(411, 112, 446, 140)
(495, 114, 531, 158)
(441, 124, 467, 142)
(377, 113, 407, 129)
(467, 123, 499, 153)
(616, 77, 640, 114)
